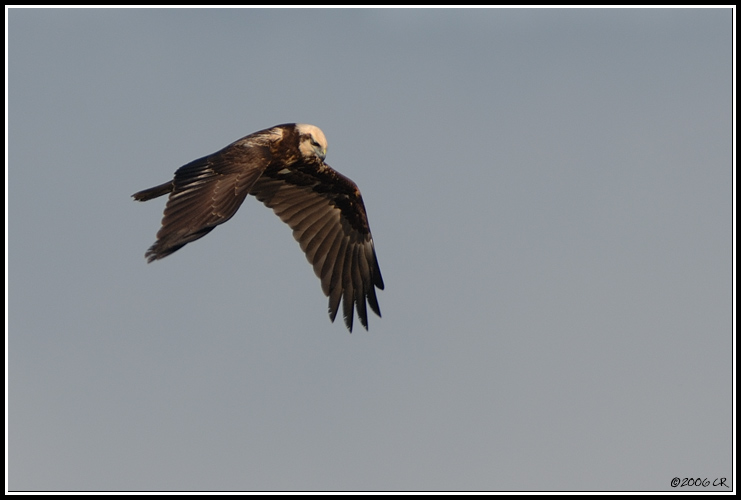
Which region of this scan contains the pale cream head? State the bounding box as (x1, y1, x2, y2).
(296, 124, 328, 161)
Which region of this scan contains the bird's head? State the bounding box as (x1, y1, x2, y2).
(296, 124, 328, 162)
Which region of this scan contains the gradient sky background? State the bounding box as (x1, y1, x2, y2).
(8, 8, 733, 492)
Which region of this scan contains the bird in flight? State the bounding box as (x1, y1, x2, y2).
(133, 123, 384, 332)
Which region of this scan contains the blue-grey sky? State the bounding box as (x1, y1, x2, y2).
(8, 8, 733, 492)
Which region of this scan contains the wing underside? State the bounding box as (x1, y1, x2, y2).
(250, 166, 383, 331)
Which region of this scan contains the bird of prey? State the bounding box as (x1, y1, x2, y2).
(133, 123, 383, 332)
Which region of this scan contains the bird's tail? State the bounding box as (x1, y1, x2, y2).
(132, 181, 173, 201)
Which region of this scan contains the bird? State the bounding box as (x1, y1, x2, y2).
(132, 123, 384, 332)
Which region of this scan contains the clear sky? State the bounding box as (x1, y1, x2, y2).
(8, 7, 733, 492)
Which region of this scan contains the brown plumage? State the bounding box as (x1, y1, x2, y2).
(133, 123, 383, 332)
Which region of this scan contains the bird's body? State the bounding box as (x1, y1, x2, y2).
(133, 123, 383, 331)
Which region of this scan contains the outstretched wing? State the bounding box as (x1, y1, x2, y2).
(250, 163, 384, 332)
(141, 144, 272, 262)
